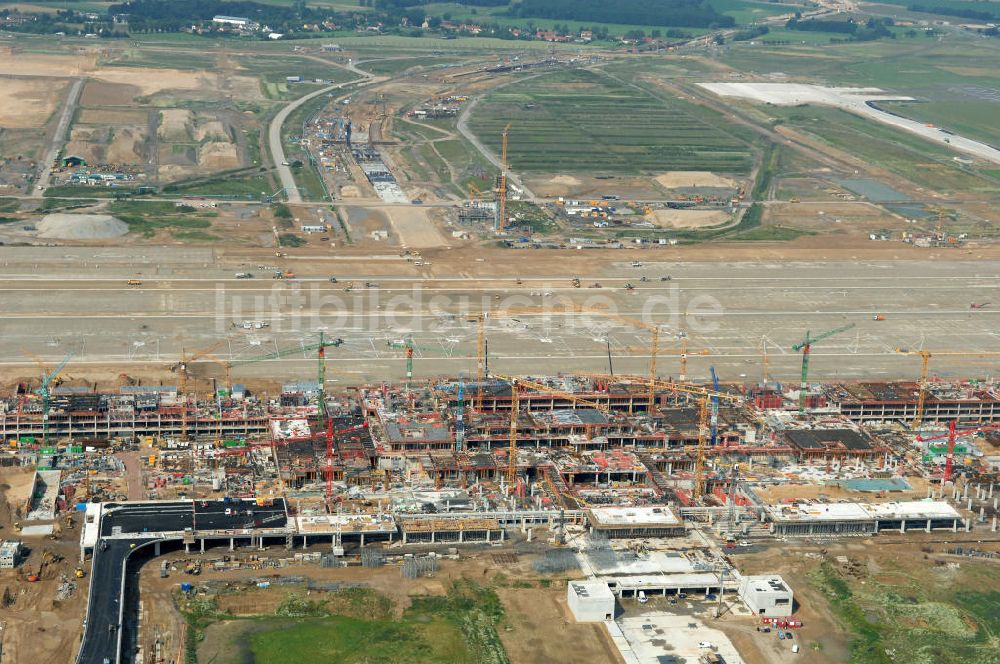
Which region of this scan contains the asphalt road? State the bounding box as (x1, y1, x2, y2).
(269, 76, 374, 203)
(78, 500, 288, 664)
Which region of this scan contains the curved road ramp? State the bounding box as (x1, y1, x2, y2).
(76, 498, 291, 664)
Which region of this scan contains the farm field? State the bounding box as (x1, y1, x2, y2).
(466, 68, 753, 174)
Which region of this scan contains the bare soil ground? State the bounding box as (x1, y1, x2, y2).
(0, 468, 88, 664)
(77, 108, 148, 126)
(496, 586, 624, 664)
(384, 206, 447, 249)
(651, 208, 730, 229)
(80, 80, 141, 106)
(525, 174, 667, 200)
(766, 200, 902, 234)
(655, 171, 738, 189)
(0, 53, 262, 100)
(0, 76, 68, 129)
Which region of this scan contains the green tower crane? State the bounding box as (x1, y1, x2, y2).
(792, 323, 855, 412)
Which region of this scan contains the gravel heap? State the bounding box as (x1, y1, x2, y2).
(37, 213, 129, 239)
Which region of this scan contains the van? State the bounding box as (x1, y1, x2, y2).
(637, 591, 648, 604)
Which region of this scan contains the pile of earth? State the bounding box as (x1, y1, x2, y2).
(37, 213, 129, 239)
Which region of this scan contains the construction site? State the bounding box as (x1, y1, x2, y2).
(2, 325, 1000, 663)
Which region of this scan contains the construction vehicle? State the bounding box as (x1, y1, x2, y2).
(126, 279, 143, 287)
(74, 567, 85, 578)
(873, 313, 885, 321)
(589, 282, 602, 288)
(624, 283, 635, 292)
(571, 277, 581, 288)
(970, 302, 990, 309)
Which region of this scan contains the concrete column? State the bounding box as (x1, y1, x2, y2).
(154, 541, 161, 556)
(184, 542, 190, 554)
(360, 533, 365, 547)
(874, 520, 879, 534)
(458, 529, 463, 543)
(200, 538, 205, 553)
(993, 516, 998, 532)
(900, 520, 906, 534)
(926, 519, 931, 533)
(486, 529, 491, 543)
(430, 531, 435, 543)
(979, 507, 985, 522)
(968, 498, 974, 510)
(230, 537, 235, 551)
(500, 529, 505, 542)
(989, 484, 994, 498)
(994, 498, 998, 510)
(526, 528, 532, 542)
(302, 536, 307, 549)
(402, 531, 407, 544)
(966, 519, 971, 532)
(963, 484, 969, 499)
(952, 519, 958, 533)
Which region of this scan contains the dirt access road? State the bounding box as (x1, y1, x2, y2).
(32, 77, 83, 198)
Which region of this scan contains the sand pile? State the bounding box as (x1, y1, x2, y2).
(37, 214, 129, 239)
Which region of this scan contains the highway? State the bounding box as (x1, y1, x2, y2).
(77, 499, 288, 664)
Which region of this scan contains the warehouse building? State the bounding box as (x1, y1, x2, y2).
(586, 506, 685, 539)
(765, 500, 965, 537)
(567, 580, 616, 622)
(739, 575, 793, 617)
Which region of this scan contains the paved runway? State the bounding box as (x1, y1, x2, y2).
(4, 252, 1000, 384)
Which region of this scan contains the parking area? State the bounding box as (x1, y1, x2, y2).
(617, 613, 744, 663)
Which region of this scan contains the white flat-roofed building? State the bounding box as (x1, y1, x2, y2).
(213, 15, 250, 27)
(586, 505, 685, 538)
(567, 580, 616, 622)
(765, 500, 965, 537)
(739, 575, 793, 617)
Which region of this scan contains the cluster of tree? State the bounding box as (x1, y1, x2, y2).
(508, 0, 735, 29)
(0, 9, 125, 36)
(108, 0, 331, 33)
(908, 4, 998, 21)
(373, 0, 506, 7)
(732, 24, 769, 41)
(786, 16, 895, 40)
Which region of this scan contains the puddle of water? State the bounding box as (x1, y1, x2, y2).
(887, 204, 932, 219)
(834, 178, 911, 202)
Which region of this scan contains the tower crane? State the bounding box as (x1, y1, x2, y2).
(173, 340, 228, 441)
(497, 122, 511, 232)
(895, 349, 1000, 429)
(30, 350, 76, 446)
(917, 422, 1000, 483)
(585, 374, 742, 501)
(493, 374, 613, 488)
(792, 323, 855, 413)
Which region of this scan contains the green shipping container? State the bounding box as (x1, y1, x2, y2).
(68, 446, 84, 454)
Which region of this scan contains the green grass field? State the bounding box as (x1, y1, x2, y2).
(194, 581, 507, 664)
(105, 48, 217, 70)
(467, 68, 752, 174)
(812, 562, 1000, 664)
(248, 615, 470, 664)
(163, 173, 275, 198)
(108, 200, 215, 237)
(769, 106, 999, 194)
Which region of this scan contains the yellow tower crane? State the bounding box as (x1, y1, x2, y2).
(493, 374, 612, 488)
(498, 123, 512, 232)
(895, 348, 1000, 429)
(586, 373, 742, 501)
